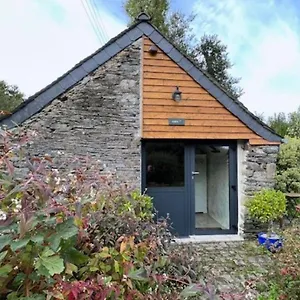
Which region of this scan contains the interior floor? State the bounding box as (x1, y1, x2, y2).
(195, 213, 223, 229)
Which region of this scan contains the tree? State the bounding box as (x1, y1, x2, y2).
(193, 35, 243, 98)
(125, 0, 169, 34)
(124, 0, 243, 98)
(287, 107, 300, 138)
(0, 80, 24, 113)
(267, 112, 289, 137)
(266, 108, 300, 138)
(276, 138, 300, 193)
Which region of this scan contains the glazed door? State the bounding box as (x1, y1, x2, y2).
(142, 141, 190, 236)
(190, 142, 238, 235)
(142, 140, 238, 236)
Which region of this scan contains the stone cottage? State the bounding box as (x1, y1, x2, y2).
(0, 13, 283, 238)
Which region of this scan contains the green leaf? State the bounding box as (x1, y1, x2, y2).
(0, 222, 18, 234)
(64, 247, 88, 265)
(29, 271, 40, 282)
(36, 255, 64, 276)
(35, 264, 50, 277)
(0, 250, 7, 262)
(12, 272, 26, 288)
(0, 264, 13, 276)
(41, 247, 55, 257)
(31, 234, 44, 244)
(103, 276, 112, 284)
(47, 218, 78, 251)
(98, 251, 111, 259)
(7, 292, 18, 300)
(114, 260, 120, 273)
(11, 237, 30, 251)
(35, 247, 64, 276)
(65, 262, 78, 275)
(0, 235, 12, 251)
(127, 268, 148, 281)
(17, 295, 46, 300)
(180, 284, 202, 298)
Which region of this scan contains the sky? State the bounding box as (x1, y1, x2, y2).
(0, 0, 299, 116)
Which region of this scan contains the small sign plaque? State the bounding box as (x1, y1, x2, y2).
(168, 118, 185, 126)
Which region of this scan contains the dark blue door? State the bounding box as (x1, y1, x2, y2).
(142, 141, 238, 237)
(142, 141, 189, 236)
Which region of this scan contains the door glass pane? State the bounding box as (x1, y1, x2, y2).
(194, 145, 230, 230)
(146, 142, 184, 187)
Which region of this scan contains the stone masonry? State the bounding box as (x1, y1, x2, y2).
(22, 40, 142, 188)
(243, 145, 280, 237)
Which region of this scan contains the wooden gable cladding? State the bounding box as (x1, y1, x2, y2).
(142, 37, 279, 145)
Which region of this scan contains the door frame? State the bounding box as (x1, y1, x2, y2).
(141, 139, 238, 236)
(188, 141, 238, 235)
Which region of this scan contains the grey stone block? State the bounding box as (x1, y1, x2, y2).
(243, 145, 279, 236)
(20, 42, 142, 189)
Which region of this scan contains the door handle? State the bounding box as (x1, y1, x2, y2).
(192, 171, 200, 175)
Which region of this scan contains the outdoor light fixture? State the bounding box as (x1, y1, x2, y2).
(172, 86, 182, 102)
(148, 45, 158, 56)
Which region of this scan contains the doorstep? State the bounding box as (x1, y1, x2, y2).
(174, 234, 244, 244)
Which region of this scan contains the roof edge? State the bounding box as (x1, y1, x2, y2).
(0, 18, 283, 143)
(142, 23, 283, 143)
(0, 20, 145, 128)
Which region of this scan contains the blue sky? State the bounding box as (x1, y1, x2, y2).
(0, 0, 299, 116)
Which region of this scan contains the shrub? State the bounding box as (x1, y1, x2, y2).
(0, 128, 207, 299)
(245, 189, 286, 228)
(261, 225, 300, 299)
(276, 138, 300, 193)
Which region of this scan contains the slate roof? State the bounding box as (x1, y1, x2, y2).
(0, 13, 283, 143)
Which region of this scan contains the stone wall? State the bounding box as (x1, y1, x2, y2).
(22, 40, 142, 188)
(242, 144, 280, 238)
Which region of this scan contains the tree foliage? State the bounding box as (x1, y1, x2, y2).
(276, 138, 300, 193)
(124, 0, 169, 34)
(267, 112, 289, 137)
(124, 0, 243, 98)
(267, 107, 300, 138)
(0, 80, 23, 113)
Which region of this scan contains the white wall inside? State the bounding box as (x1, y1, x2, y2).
(195, 154, 207, 213)
(207, 148, 230, 229)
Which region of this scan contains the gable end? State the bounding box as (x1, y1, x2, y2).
(0, 20, 283, 144)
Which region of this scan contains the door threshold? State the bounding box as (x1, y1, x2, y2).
(174, 234, 244, 244)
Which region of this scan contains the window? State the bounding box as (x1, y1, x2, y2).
(145, 142, 184, 187)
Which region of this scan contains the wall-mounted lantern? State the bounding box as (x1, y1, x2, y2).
(172, 86, 182, 102)
(148, 45, 158, 56)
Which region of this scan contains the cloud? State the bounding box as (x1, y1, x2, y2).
(1, 0, 298, 117)
(193, 0, 300, 115)
(0, 0, 125, 97)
